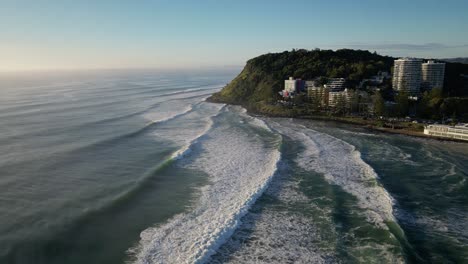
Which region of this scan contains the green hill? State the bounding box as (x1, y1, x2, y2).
(208, 49, 468, 113)
(209, 49, 394, 107)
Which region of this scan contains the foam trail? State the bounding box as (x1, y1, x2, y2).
(129, 107, 282, 264)
(170, 104, 226, 160)
(234, 106, 274, 132)
(144, 104, 195, 125)
(211, 153, 340, 263)
(268, 119, 395, 228)
(149, 85, 222, 99)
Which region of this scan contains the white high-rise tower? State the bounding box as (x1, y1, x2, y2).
(392, 58, 422, 95)
(421, 60, 445, 91)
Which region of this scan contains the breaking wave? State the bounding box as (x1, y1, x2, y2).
(211, 157, 340, 264)
(268, 119, 396, 228)
(128, 107, 282, 264)
(170, 105, 226, 160)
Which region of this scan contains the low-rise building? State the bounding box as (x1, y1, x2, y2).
(325, 78, 346, 92)
(284, 77, 305, 93)
(359, 71, 390, 90)
(329, 88, 351, 107)
(308, 86, 329, 107)
(424, 124, 468, 141)
(284, 77, 296, 93)
(305, 80, 320, 90)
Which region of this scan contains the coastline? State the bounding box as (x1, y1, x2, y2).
(206, 96, 467, 143)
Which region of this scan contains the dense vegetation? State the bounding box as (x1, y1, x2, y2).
(442, 57, 468, 64)
(209, 49, 468, 121)
(210, 49, 393, 105)
(372, 88, 468, 121)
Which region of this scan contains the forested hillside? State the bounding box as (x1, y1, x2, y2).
(209, 49, 394, 106)
(209, 49, 468, 108)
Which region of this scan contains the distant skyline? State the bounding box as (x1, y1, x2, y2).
(1, 0, 468, 71)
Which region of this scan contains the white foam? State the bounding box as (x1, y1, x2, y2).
(396, 202, 468, 242)
(170, 105, 226, 160)
(129, 107, 282, 264)
(213, 208, 336, 264)
(141, 90, 212, 125)
(142, 104, 194, 125)
(211, 162, 339, 264)
(380, 143, 419, 166)
(211, 121, 406, 263)
(158, 85, 222, 99)
(339, 130, 419, 166)
(268, 119, 396, 228)
(341, 130, 378, 137)
(236, 109, 273, 133)
(151, 102, 224, 144)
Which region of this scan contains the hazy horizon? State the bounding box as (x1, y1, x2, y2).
(2, 0, 468, 72)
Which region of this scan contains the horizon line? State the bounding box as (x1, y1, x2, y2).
(1, 47, 466, 73)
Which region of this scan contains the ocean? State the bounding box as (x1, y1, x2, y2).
(0, 69, 467, 264)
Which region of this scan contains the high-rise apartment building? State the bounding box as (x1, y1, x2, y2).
(421, 60, 445, 91)
(392, 58, 422, 95)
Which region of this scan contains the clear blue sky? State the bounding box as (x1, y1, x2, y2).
(1, 0, 467, 71)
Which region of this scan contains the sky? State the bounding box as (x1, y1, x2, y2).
(1, 0, 468, 71)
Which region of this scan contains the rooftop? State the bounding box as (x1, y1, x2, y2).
(428, 123, 468, 130)
(395, 58, 422, 61)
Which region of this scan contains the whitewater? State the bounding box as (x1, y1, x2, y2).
(129, 109, 406, 263)
(130, 106, 282, 263)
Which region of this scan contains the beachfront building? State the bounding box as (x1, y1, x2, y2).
(329, 88, 352, 107)
(359, 71, 391, 91)
(421, 60, 445, 91)
(284, 77, 305, 93)
(325, 78, 346, 107)
(424, 124, 468, 141)
(324, 78, 346, 91)
(305, 80, 320, 90)
(393, 58, 422, 95)
(284, 77, 297, 93)
(328, 91, 344, 107)
(307, 85, 329, 107)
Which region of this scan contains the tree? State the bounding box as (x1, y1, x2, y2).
(308, 88, 321, 112)
(321, 88, 329, 108)
(416, 91, 431, 118)
(292, 93, 307, 105)
(440, 102, 448, 122)
(335, 94, 347, 115)
(317, 76, 328, 86)
(347, 90, 360, 113)
(372, 92, 385, 117)
(395, 91, 410, 117)
(416, 88, 444, 119)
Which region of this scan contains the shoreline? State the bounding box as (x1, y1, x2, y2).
(206, 97, 467, 143)
(268, 113, 468, 143)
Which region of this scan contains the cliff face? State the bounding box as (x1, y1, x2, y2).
(209, 63, 281, 106)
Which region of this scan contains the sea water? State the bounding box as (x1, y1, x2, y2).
(0, 70, 467, 263)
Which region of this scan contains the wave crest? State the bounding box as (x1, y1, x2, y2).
(268, 120, 395, 228)
(129, 107, 282, 264)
